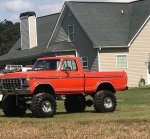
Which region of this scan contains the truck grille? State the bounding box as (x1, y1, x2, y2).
(2, 78, 21, 88)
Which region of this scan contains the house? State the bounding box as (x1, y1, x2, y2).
(0, 0, 150, 87)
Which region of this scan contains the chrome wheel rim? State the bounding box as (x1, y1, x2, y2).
(104, 97, 113, 109)
(42, 101, 52, 113)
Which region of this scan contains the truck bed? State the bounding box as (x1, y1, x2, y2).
(84, 71, 127, 92)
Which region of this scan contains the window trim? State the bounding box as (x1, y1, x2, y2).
(81, 56, 88, 68)
(116, 54, 128, 69)
(68, 24, 74, 42)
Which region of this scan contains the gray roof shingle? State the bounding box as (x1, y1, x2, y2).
(67, 0, 150, 47)
(37, 13, 60, 48)
(0, 41, 76, 62)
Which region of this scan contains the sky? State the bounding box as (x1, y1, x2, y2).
(0, 0, 134, 22)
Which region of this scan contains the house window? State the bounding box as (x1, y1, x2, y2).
(68, 25, 74, 42)
(81, 57, 88, 68)
(116, 54, 128, 68)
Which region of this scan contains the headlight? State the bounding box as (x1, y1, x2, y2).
(21, 78, 29, 87)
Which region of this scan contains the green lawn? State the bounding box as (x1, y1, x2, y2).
(0, 87, 150, 139)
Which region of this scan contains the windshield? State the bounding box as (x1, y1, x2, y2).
(32, 60, 60, 71)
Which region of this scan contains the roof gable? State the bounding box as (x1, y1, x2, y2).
(67, 1, 132, 46)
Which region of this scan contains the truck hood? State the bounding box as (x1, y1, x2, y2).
(1, 70, 59, 79)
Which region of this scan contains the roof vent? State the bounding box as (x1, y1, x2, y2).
(121, 10, 124, 15)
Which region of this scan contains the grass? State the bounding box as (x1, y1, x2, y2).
(0, 87, 150, 138)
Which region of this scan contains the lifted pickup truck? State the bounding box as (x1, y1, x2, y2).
(0, 56, 127, 118)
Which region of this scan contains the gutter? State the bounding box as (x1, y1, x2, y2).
(51, 49, 77, 53)
(95, 45, 129, 49)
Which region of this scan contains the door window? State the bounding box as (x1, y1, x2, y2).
(61, 60, 77, 71)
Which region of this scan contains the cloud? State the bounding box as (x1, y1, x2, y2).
(0, 1, 5, 9)
(38, 3, 63, 16)
(6, 0, 33, 12)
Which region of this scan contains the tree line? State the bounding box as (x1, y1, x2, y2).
(0, 20, 20, 56)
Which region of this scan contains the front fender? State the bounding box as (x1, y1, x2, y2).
(29, 81, 55, 94)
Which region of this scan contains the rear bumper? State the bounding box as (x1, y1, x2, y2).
(1, 88, 30, 95)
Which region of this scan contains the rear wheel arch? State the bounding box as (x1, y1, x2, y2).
(96, 82, 115, 93)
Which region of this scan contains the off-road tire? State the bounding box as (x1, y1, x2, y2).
(2, 95, 26, 117)
(94, 90, 117, 112)
(64, 94, 86, 113)
(31, 93, 56, 118)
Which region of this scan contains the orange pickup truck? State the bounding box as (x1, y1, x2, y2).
(0, 56, 127, 118)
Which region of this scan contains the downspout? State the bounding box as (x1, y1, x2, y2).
(75, 50, 78, 57)
(97, 47, 101, 71)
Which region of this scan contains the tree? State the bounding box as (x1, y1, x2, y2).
(0, 20, 20, 56)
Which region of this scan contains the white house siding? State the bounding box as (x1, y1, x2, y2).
(99, 20, 150, 87)
(128, 20, 150, 87)
(99, 48, 128, 72)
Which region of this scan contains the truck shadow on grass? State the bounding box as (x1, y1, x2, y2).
(0, 110, 97, 118)
(56, 110, 96, 115)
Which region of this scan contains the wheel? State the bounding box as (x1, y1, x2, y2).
(64, 94, 86, 113)
(2, 95, 26, 117)
(94, 90, 117, 112)
(31, 93, 56, 118)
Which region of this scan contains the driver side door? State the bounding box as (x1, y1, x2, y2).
(58, 59, 84, 94)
